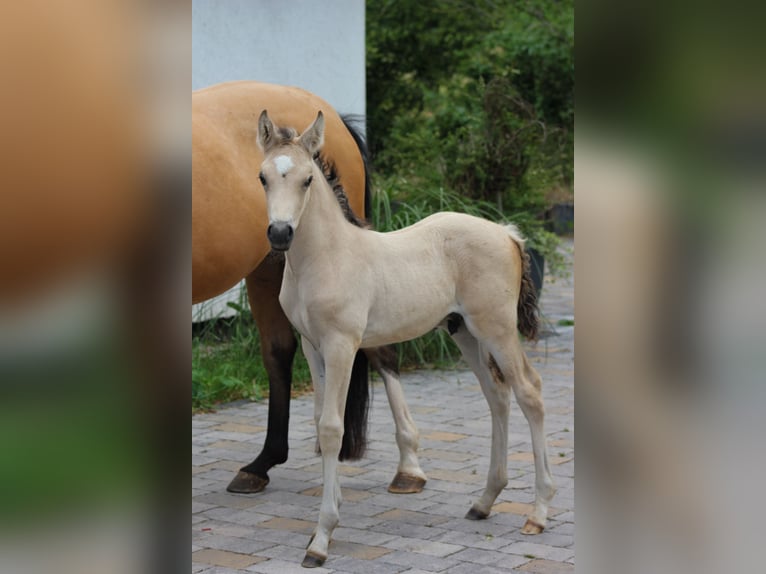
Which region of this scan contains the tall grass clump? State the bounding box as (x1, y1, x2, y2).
(192, 298, 312, 411)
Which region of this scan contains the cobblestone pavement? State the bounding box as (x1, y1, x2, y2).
(192, 240, 574, 574)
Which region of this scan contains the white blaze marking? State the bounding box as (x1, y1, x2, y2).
(274, 155, 294, 175)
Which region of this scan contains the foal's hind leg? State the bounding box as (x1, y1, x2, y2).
(487, 333, 556, 533)
(365, 346, 427, 494)
(449, 327, 511, 520)
(227, 258, 297, 494)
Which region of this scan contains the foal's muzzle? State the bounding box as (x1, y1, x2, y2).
(267, 222, 294, 251)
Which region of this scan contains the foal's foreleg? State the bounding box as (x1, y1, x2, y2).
(365, 346, 427, 494)
(304, 337, 357, 568)
(450, 329, 510, 520)
(302, 337, 325, 453)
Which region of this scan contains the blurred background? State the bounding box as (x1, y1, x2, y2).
(2, 0, 765, 573)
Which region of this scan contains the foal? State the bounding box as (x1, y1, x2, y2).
(257, 111, 556, 567)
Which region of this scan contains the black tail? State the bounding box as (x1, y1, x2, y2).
(518, 247, 540, 341)
(339, 349, 370, 460)
(337, 115, 372, 461)
(340, 114, 372, 219)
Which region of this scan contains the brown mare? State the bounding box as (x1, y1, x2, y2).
(192, 81, 426, 494)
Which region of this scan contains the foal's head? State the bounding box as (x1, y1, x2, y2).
(257, 110, 324, 251)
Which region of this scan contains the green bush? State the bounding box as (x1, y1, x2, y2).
(367, 0, 574, 213)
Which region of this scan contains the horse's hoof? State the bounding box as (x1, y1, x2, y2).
(226, 471, 269, 494)
(465, 506, 489, 520)
(301, 551, 327, 568)
(521, 518, 545, 534)
(388, 472, 427, 494)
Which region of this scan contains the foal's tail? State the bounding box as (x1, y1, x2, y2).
(340, 114, 372, 220)
(340, 349, 370, 461)
(506, 225, 540, 341)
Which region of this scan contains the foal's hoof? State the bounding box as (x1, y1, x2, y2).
(465, 506, 490, 520)
(226, 471, 269, 494)
(301, 551, 327, 568)
(388, 472, 427, 494)
(521, 518, 545, 535)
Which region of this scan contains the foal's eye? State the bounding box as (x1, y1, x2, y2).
(258, 173, 268, 188)
(303, 175, 313, 188)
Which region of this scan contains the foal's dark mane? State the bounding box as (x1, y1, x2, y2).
(314, 154, 370, 229)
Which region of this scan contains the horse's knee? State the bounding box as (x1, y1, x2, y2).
(318, 417, 344, 452)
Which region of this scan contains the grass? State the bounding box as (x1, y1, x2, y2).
(192, 300, 312, 411)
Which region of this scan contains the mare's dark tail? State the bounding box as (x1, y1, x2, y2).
(337, 114, 372, 461)
(340, 114, 372, 220)
(339, 349, 370, 460)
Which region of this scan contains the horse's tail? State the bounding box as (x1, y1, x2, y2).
(506, 224, 540, 341)
(339, 349, 370, 460)
(340, 114, 372, 219)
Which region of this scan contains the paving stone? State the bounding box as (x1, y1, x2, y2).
(192, 549, 267, 569)
(213, 423, 266, 433)
(373, 521, 450, 541)
(333, 526, 398, 547)
(374, 508, 451, 527)
(379, 536, 462, 557)
(301, 485, 375, 502)
(194, 492, 265, 510)
(330, 555, 408, 574)
(246, 558, 333, 574)
(516, 558, 575, 573)
(445, 560, 529, 574)
(500, 541, 574, 562)
(446, 547, 525, 567)
(420, 431, 468, 442)
(329, 539, 394, 560)
(193, 534, 276, 556)
(257, 517, 315, 533)
(379, 550, 457, 572)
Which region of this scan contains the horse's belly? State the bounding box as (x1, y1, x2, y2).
(361, 292, 455, 348)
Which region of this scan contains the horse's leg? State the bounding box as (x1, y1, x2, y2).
(448, 326, 511, 520)
(302, 337, 325, 453)
(486, 332, 556, 534)
(303, 336, 357, 568)
(226, 257, 297, 494)
(365, 346, 427, 493)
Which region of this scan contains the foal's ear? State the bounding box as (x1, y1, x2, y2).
(257, 110, 276, 151)
(298, 111, 325, 156)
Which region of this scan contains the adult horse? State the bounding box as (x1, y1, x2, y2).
(192, 81, 426, 494)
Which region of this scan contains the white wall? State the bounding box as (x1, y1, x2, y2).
(192, 0, 365, 321)
(192, 0, 365, 115)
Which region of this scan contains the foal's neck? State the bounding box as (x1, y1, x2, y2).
(287, 165, 360, 271)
